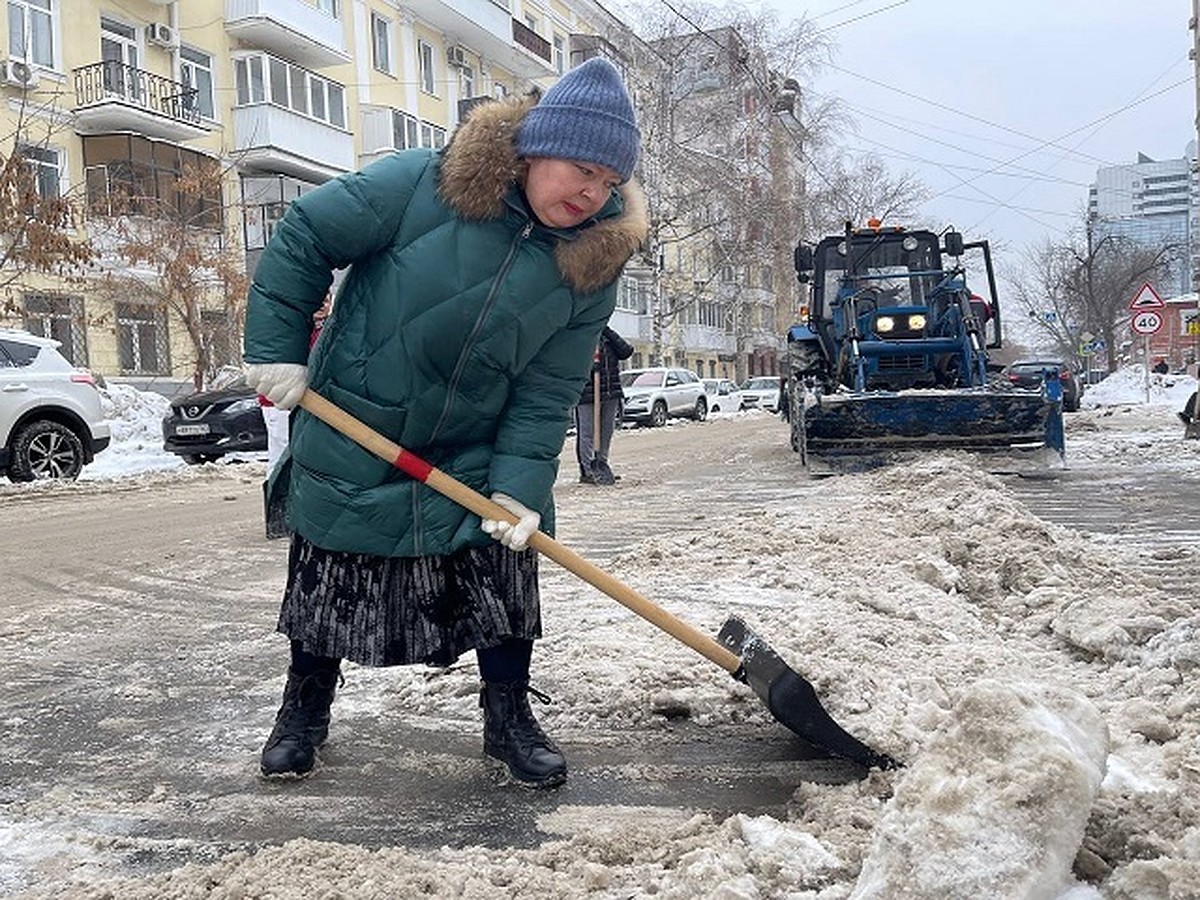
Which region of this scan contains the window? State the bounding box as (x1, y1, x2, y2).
(19, 144, 60, 200)
(315, 0, 338, 15)
(391, 109, 419, 149)
(7, 0, 54, 67)
(241, 173, 316, 250)
(418, 40, 435, 94)
(552, 34, 565, 74)
(371, 13, 391, 74)
(234, 53, 345, 128)
(100, 16, 139, 103)
(460, 65, 474, 99)
(116, 302, 169, 375)
(179, 46, 215, 119)
(23, 292, 86, 365)
(419, 121, 445, 149)
(493, 81, 508, 100)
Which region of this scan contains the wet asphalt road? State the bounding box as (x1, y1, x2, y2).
(2, 412, 1196, 891)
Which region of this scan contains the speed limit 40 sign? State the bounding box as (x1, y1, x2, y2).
(1131, 310, 1163, 335)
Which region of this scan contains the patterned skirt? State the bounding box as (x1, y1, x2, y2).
(277, 534, 542, 668)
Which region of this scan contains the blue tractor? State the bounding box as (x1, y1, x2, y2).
(786, 223, 1064, 468)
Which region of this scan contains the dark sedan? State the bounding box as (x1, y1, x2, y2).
(1002, 360, 1081, 412)
(162, 380, 267, 464)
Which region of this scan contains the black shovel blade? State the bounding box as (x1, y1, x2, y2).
(717, 616, 901, 770)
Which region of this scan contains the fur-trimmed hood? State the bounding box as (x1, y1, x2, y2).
(438, 96, 648, 295)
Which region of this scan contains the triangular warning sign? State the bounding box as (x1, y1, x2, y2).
(1128, 282, 1164, 311)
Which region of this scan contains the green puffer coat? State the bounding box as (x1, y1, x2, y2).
(244, 97, 648, 557)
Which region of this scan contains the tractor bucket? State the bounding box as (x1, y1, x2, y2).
(796, 388, 1064, 465)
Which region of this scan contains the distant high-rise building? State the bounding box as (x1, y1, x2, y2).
(1088, 145, 1196, 296)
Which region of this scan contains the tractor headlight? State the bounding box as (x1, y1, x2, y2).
(876, 316, 895, 333)
(907, 314, 927, 331)
(902, 236, 919, 251)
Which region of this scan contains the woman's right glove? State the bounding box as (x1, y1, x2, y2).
(246, 363, 308, 410)
(480, 493, 541, 552)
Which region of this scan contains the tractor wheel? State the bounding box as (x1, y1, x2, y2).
(8, 419, 85, 482)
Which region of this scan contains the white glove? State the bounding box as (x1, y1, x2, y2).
(481, 492, 541, 552)
(246, 363, 308, 410)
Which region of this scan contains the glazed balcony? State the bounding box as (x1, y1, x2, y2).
(232, 104, 354, 182)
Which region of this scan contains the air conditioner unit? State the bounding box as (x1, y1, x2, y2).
(146, 22, 178, 48)
(446, 45, 469, 68)
(1, 60, 39, 89)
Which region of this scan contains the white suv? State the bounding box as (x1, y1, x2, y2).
(619, 367, 707, 427)
(0, 330, 111, 481)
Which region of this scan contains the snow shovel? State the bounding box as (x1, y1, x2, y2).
(297, 389, 899, 770)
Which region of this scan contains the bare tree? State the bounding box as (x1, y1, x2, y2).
(1010, 212, 1179, 371)
(623, 0, 834, 376)
(806, 151, 930, 236)
(0, 92, 96, 313)
(88, 156, 248, 390)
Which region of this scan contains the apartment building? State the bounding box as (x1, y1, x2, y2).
(1, 0, 624, 391)
(2, 1, 794, 392)
(1088, 146, 1196, 297)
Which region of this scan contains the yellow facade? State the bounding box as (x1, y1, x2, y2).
(0, 0, 585, 391)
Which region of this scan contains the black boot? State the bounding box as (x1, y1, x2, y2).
(260, 667, 341, 777)
(480, 681, 567, 787)
(592, 459, 616, 485)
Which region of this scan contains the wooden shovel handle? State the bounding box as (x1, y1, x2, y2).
(298, 389, 741, 673)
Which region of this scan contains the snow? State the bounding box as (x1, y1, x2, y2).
(6, 366, 1200, 898)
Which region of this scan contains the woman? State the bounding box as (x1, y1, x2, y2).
(244, 58, 647, 788)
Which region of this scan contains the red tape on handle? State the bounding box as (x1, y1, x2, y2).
(394, 448, 433, 482)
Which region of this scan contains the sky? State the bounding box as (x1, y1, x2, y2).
(800, 0, 1194, 258)
(610, 0, 1195, 280)
(7, 369, 1200, 897)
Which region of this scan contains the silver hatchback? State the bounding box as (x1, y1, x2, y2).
(0, 330, 111, 481)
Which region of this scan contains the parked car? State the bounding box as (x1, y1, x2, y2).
(1001, 360, 1081, 412)
(703, 378, 744, 413)
(0, 329, 111, 481)
(162, 377, 268, 464)
(620, 367, 707, 427)
(740, 376, 782, 413)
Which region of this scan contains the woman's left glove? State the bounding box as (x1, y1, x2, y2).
(481, 492, 541, 552)
(246, 362, 308, 410)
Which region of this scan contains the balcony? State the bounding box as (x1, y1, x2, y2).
(233, 103, 354, 182)
(225, 0, 349, 69)
(71, 61, 209, 142)
(401, 0, 554, 79)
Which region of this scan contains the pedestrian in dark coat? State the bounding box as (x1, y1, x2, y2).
(575, 326, 634, 484)
(243, 58, 647, 788)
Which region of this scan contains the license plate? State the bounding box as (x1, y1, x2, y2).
(175, 423, 209, 436)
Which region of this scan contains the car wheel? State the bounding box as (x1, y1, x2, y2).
(8, 419, 85, 482)
(184, 453, 222, 465)
(650, 400, 668, 428)
(693, 397, 708, 421)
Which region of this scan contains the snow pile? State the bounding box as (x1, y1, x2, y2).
(852, 681, 1108, 900)
(1081, 365, 1195, 410)
(87, 382, 184, 479)
(6, 368, 1200, 899)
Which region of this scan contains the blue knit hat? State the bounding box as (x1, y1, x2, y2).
(516, 58, 640, 183)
